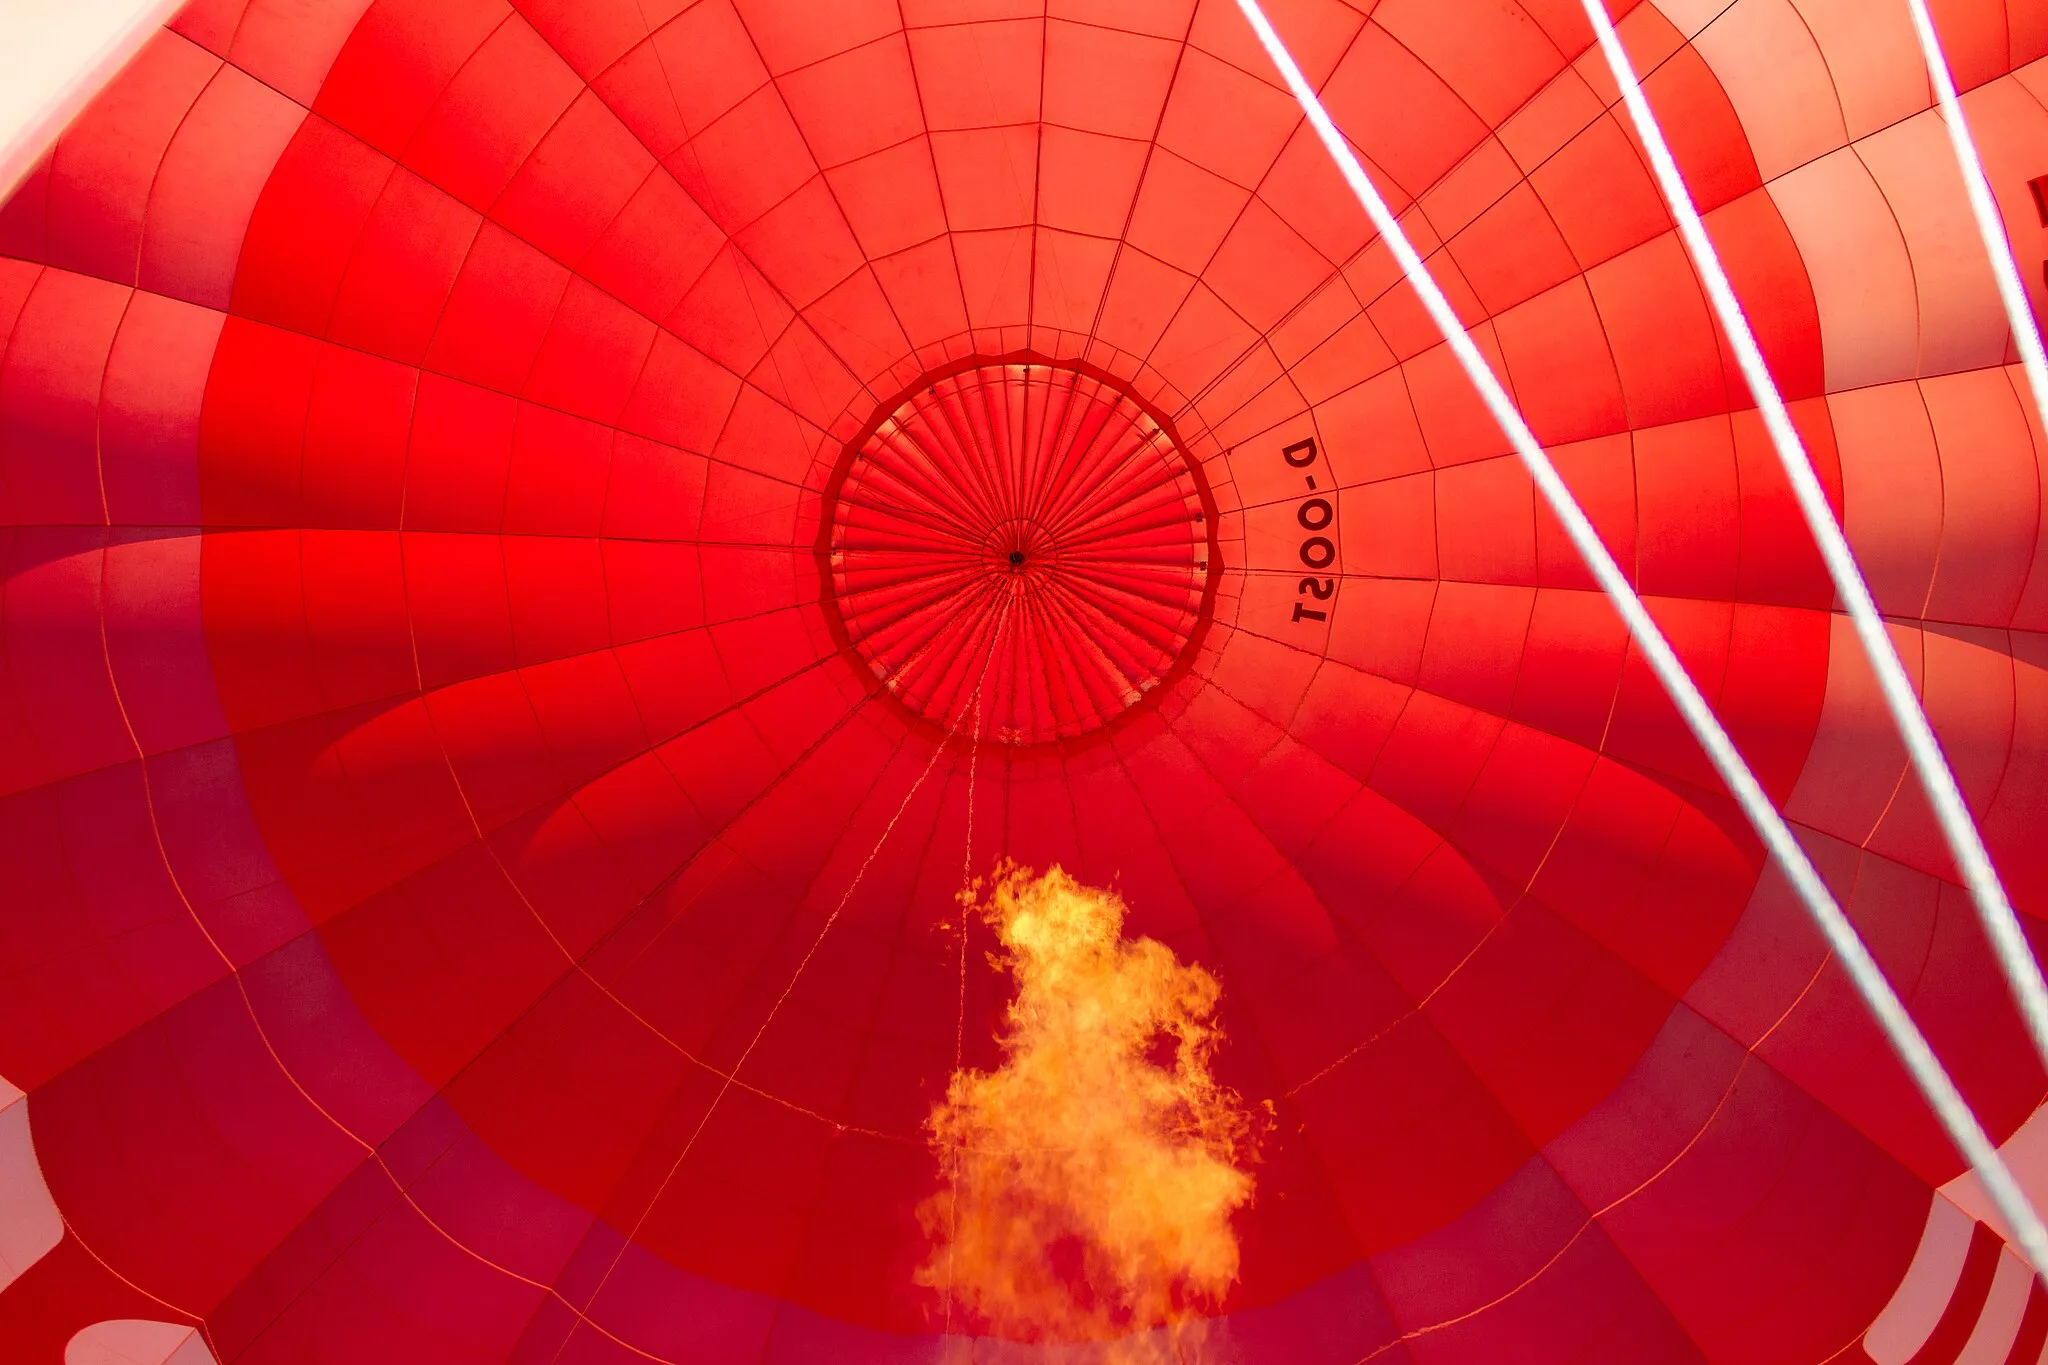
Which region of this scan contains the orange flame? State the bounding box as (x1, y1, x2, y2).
(919, 864, 1266, 1359)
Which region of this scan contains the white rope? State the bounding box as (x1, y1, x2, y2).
(1233, 0, 2048, 1281)
(1578, 0, 2048, 1268)
(1892, 0, 2048, 1047)
(1902, 0, 2048, 443)
(1582, 0, 2048, 1103)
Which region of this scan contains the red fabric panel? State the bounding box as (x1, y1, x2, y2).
(3, 0, 2048, 1361)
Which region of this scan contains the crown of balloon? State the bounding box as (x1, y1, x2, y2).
(818, 356, 1220, 749)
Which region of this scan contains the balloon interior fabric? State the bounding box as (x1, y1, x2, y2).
(4, 0, 2048, 1361)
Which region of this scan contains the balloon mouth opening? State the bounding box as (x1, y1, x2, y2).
(817, 353, 1222, 751)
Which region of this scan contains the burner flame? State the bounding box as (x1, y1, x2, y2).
(919, 865, 1267, 1360)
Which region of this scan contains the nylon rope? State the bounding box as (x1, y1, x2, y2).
(1581, 0, 2048, 1207)
(941, 655, 986, 1349)
(548, 594, 1014, 1360)
(1234, 0, 2048, 1281)
(1902, 0, 2048, 443)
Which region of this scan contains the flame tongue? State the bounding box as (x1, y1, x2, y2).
(919, 865, 1264, 1353)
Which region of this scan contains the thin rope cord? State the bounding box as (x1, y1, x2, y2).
(546, 601, 1012, 1362)
(1578, 0, 2048, 1106)
(1233, 0, 2048, 1282)
(1903, 0, 2048, 434)
(942, 684, 983, 1348)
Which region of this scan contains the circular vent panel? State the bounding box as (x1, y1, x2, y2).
(820, 357, 1219, 748)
